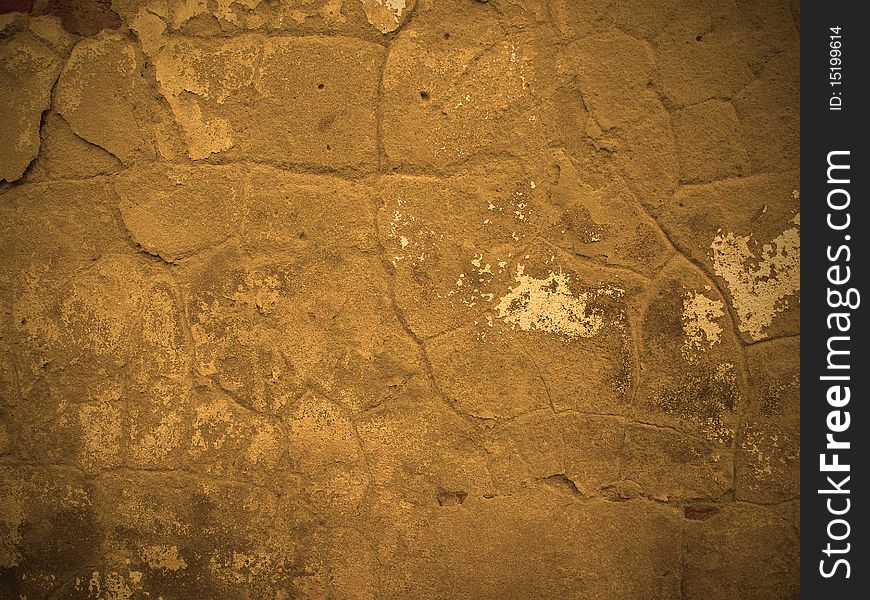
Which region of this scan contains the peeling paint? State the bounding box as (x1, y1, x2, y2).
(710, 213, 800, 340)
(681, 291, 724, 358)
(495, 265, 621, 339)
(361, 0, 409, 31)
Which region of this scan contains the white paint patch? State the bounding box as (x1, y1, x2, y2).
(384, 0, 408, 19)
(495, 265, 620, 339)
(360, 0, 409, 32)
(710, 213, 800, 340)
(681, 291, 724, 358)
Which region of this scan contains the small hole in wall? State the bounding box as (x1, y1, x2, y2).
(326, 144, 331, 150)
(443, 32, 450, 40)
(696, 33, 704, 42)
(318, 83, 325, 90)
(420, 90, 430, 101)
(298, 231, 307, 239)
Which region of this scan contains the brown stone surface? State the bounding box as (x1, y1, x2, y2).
(672, 100, 749, 183)
(43, 0, 121, 36)
(149, 34, 384, 169)
(382, 7, 559, 172)
(115, 164, 246, 262)
(660, 171, 800, 342)
(683, 502, 800, 600)
(736, 336, 800, 503)
(54, 31, 176, 163)
(25, 112, 122, 181)
(733, 45, 800, 174)
(1, 3, 799, 598)
(0, 20, 64, 182)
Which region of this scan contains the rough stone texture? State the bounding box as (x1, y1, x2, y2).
(672, 100, 749, 183)
(546, 154, 674, 277)
(733, 45, 800, 174)
(382, 7, 559, 172)
(24, 112, 122, 181)
(633, 256, 745, 437)
(660, 171, 800, 342)
(621, 423, 733, 502)
(736, 336, 800, 503)
(0, 19, 65, 182)
(54, 31, 178, 163)
(115, 164, 246, 262)
(1, 2, 799, 598)
(683, 502, 800, 600)
(149, 34, 384, 169)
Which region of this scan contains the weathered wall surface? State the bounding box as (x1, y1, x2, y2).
(1, 1, 799, 598)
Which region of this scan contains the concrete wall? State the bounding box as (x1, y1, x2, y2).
(1, 1, 799, 598)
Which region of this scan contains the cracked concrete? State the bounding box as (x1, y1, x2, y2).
(1, 1, 798, 598)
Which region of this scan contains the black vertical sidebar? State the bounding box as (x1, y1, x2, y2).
(801, 1, 867, 597)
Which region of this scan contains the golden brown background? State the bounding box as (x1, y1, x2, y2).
(1, 0, 799, 598)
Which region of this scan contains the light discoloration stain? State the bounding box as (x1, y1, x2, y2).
(141, 544, 188, 571)
(152, 40, 239, 159)
(495, 265, 621, 339)
(710, 213, 800, 340)
(361, 0, 412, 33)
(740, 429, 798, 484)
(681, 291, 724, 358)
